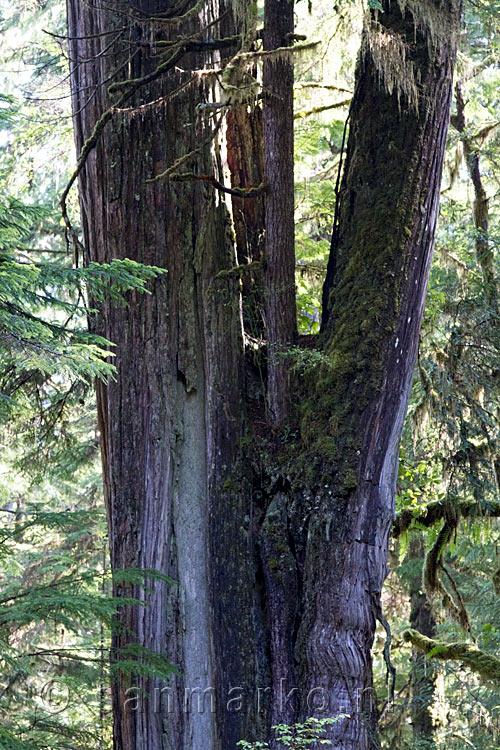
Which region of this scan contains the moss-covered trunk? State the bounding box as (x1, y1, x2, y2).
(291, 1, 462, 747)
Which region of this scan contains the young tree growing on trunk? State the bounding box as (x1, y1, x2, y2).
(65, 0, 462, 748)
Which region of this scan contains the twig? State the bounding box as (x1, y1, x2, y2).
(294, 99, 351, 119)
(169, 173, 269, 199)
(376, 604, 397, 706)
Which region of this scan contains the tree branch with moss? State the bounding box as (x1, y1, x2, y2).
(403, 629, 500, 682)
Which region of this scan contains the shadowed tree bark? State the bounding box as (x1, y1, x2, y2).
(66, 0, 461, 749)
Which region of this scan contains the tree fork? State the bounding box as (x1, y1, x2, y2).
(66, 1, 463, 749)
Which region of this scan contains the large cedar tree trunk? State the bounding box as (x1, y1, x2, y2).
(66, 1, 461, 749)
(66, 3, 259, 749)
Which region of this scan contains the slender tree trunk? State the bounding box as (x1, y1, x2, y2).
(226, 100, 266, 340)
(409, 537, 437, 748)
(263, 0, 297, 425)
(66, 1, 461, 749)
(453, 81, 497, 306)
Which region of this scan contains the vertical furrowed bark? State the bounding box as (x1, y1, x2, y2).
(226, 104, 265, 268)
(66, 3, 260, 749)
(263, 0, 297, 425)
(260, 494, 299, 730)
(226, 103, 266, 340)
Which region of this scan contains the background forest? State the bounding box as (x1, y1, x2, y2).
(0, 0, 499, 748)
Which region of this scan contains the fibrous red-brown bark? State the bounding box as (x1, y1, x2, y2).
(262, 0, 297, 425)
(66, 3, 260, 749)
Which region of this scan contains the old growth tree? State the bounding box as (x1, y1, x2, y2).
(65, 0, 462, 748)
